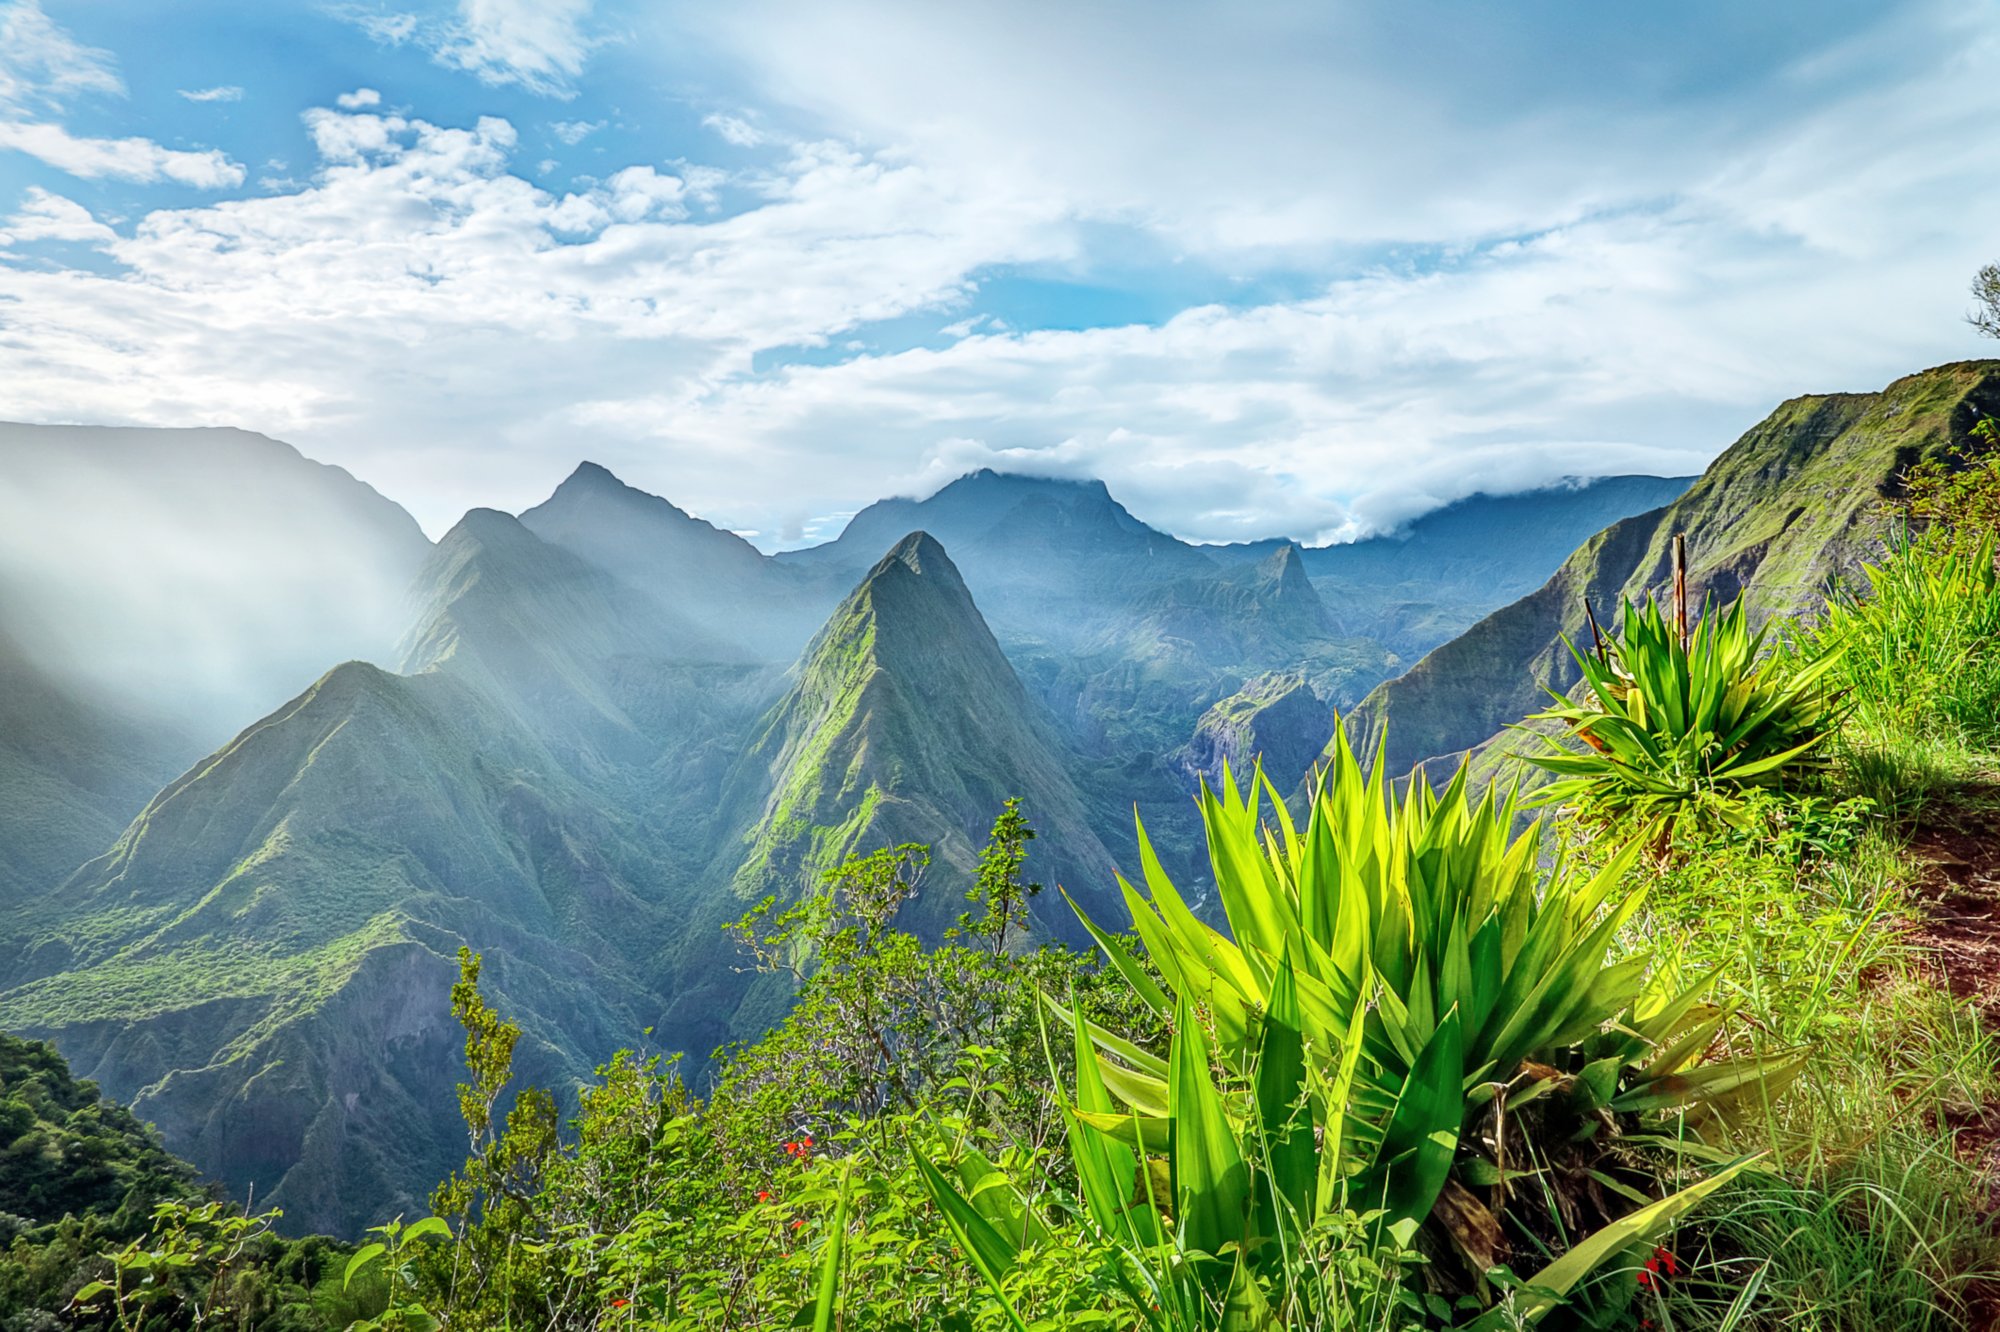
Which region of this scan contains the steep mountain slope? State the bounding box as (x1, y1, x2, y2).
(1345, 361, 2000, 778)
(400, 509, 753, 765)
(0, 513, 782, 1237)
(724, 533, 1121, 943)
(1177, 673, 1335, 794)
(519, 463, 839, 660)
(0, 621, 193, 905)
(0, 659, 693, 1238)
(0, 423, 431, 743)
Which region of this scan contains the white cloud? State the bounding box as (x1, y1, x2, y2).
(0, 101, 1072, 531)
(0, 6, 1996, 548)
(666, 1, 1961, 257)
(0, 120, 245, 187)
(0, 0, 122, 115)
(703, 112, 764, 147)
(0, 186, 115, 244)
(350, 11, 418, 44)
(0, 4, 245, 190)
(438, 0, 594, 97)
(336, 87, 382, 109)
(549, 118, 602, 145)
(178, 85, 244, 103)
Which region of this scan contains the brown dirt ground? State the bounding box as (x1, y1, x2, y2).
(1902, 789, 2000, 1328)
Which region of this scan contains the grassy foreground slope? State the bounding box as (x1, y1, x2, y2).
(1346, 360, 2000, 778)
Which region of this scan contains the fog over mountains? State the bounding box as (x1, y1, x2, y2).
(0, 417, 1710, 1234)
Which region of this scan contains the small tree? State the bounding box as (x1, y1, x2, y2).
(956, 797, 1042, 956)
(1973, 263, 2000, 339)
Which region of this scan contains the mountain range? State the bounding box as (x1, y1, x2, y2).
(26, 391, 1933, 1236)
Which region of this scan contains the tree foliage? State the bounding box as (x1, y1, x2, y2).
(1972, 263, 2000, 340)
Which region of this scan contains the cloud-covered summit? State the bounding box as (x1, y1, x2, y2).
(0, 0, 1995, 546)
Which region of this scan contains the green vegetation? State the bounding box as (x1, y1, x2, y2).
(1525, 590, 1846, 844)
(1347, 361, 2000, 781)
(922, 734, 1787, 1328)
(6, 365, 2000, 1328)
(0, 1032, 371, 1329)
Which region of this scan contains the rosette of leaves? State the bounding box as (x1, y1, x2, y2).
(1524, 594, 1846, 843)
(922, 729, 1793, 1329)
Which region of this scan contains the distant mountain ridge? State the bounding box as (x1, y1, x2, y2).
(521, 463, 837, 661)
(0, 419, 1715, 1237)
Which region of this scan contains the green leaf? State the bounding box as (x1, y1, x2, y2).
(399, 1216, 452, 1244)
(344, 1242, 386, 1290)
(810, 1168, 852, 1332)
(1255, 946, 1314, 1231)
(1168, 994, 1251, 1263)
(1360, 1006, 1462, 1247)
(914, 1156, 1033, 1332)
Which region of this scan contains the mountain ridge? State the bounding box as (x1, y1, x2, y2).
(1343, 360, 2000, 780)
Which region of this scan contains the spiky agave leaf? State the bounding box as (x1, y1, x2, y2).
(1524, 594, 1847, 838)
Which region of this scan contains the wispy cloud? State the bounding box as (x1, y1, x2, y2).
(436, 0, 595, 97)
(549, 117, 601, 145)
(0, 2, 245, 189)
(178, 85, 244, 103)
(0, 0, 122, 115)
(336, 87, 382, 109)
(336, 0, 598, 98)
(0, 185, 115, 244)
(703, 112, 764, 148)
(0, 119, 245, 186)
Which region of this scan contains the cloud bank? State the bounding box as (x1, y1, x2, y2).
(0, 0, 1995, 545)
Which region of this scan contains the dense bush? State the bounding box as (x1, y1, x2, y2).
(1526, 592, 1845, 846)
(924, 732, 1788, 1329)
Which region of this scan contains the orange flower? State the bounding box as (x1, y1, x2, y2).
(610, 1297, 631, 1309)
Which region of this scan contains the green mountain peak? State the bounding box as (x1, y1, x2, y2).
(725, 531, 1117, 942)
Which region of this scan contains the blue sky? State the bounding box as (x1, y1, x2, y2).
(0, 0, 1996, 547)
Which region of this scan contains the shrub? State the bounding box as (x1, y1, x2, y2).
(1806, 526, 2000, 754)
(1524, 594, 1845, 844)
(925, 729, 1794, 1328)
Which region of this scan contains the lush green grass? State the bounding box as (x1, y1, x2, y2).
(1608, 819, 2000, 1328)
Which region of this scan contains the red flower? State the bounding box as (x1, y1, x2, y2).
(610, 1298, 631, 1309)
(757, 1190, 771, 1203)
(1637, 1246, 1679, 1290)
(791, 1217, 805, 1231)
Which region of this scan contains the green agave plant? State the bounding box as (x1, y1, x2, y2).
(921, 726, 1797, 1329)
(1525, 593, 1846, 840)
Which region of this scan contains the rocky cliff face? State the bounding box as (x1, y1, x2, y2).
(1178, 673, 1335, 794)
